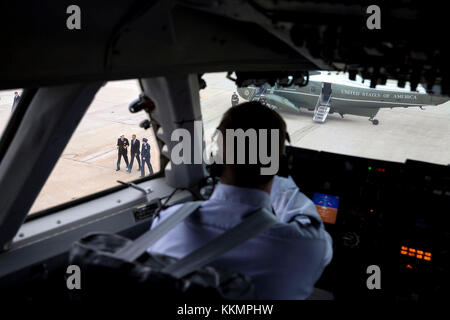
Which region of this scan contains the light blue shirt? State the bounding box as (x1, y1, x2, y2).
(147, 176, 333, 299)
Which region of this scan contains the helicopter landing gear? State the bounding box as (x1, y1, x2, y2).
(369, 117, 379, 125)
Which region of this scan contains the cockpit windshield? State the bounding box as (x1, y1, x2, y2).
(228, 72, 450, 166)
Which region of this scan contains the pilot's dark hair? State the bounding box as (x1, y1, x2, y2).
(216, 101, 287, 187)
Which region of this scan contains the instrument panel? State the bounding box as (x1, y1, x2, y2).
(286, 146, 450, 301)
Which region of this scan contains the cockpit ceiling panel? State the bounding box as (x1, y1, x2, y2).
(1, 1, 449, 94)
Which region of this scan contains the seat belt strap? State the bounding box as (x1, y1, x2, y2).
(163, 207, 278, 279)
(115, 201, 203, 262)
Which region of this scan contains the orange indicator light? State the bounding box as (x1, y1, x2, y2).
(406, 264, 413, 269)
(400, 247, 432, 261)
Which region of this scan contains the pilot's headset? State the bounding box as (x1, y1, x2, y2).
(207, 125, 291, 178)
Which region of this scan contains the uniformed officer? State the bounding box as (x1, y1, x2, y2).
(231, 92, 239, 106)
(140, 138, 153, 177)
(128, 134, 141, 173)
(11, 92, 21, 112)
(116, 134, 129, 171)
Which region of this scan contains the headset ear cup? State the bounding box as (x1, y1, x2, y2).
(285, 132, 291, 144)
(278, 128, 291, 177)
(208, 162, 223, 177)
(207, 128, 223, 178)
(278, 153, 289, 177)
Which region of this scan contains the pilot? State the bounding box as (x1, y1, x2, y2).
(147, 101, 333, 299)
(140, 138, 153, 177)
(116, 134, 129, 171)
(231, 91, 239, 106)
(128, 134, 141, 173)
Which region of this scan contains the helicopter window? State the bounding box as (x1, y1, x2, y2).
(28, 80, 161, 215)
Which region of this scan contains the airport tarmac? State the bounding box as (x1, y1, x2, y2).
(200, 73, 450, 166)
(1, 72, 449, 214)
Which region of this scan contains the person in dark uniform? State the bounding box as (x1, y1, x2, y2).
(231, 92, 239, 106)
(116, 134, 129, 171)
(128, 134, 141, 173)
(140, 138, 153, 177)
(11, 92, 21, 112)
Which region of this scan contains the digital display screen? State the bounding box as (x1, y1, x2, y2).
(312, 193, 340, 224)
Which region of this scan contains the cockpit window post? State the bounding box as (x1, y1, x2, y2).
(140, 74, 206, 189)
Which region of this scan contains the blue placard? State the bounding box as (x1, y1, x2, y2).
(312, 193, 339, 209)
